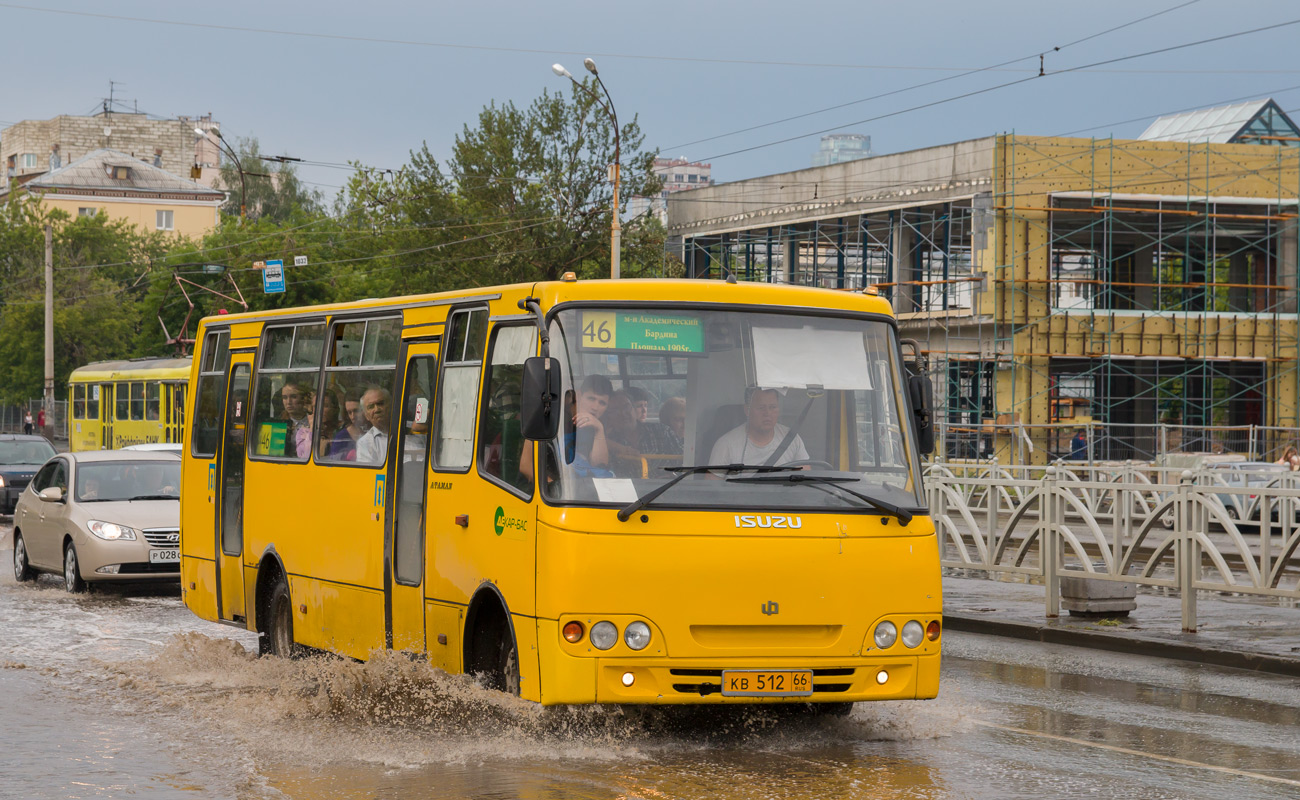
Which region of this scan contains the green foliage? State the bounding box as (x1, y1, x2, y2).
(0, 82, 677, 404)
(217, 136, 323, 223)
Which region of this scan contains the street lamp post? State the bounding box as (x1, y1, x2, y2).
(552, 59, 621, 279)
(196, 127, 247, 220)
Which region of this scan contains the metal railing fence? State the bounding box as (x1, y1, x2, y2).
(0, 400, 68, 440)
(927, 462, 1300, 632)
(938, 421, 1300, 464)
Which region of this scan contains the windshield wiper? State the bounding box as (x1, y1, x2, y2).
(126, 494, 179, 501)
(726, 471, 914, 524)
(616, 464, 801, 522)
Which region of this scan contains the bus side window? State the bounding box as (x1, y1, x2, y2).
(192, 330, 230, 458)
(115, 382, 130, 421)
(249, 323, 327, 461)
(434, 308, 487, 470)
(315, 317, 400, 466)
(477, 325, 537, 493)
(146, 383, 161, 421)
(130, 382, 145, 421)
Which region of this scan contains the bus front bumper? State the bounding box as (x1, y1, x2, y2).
(536, 648, 941, 706)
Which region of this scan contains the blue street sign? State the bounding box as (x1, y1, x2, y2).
(263, 259, 286, 294)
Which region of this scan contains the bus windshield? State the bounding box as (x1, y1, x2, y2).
(540, 306, 924, 512)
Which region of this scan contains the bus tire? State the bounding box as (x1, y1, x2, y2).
(265, 577, 299, 659)
(13, 532, 34, 582)
(63, 542, 86, 594)
(495, 633, 521, 697)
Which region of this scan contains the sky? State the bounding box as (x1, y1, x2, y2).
(2, 0, 1298, 197)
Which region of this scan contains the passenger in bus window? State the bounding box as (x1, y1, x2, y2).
(625, 386, 653, 423)
(315, 388, 344, 459)
(355, 386, 391, 464)
(279, 382, 312, 458)
(327, 388, 367, 461)
(639, 396, 685, 457)
(518, 375, 613, 482)
(605, 390, 643, 477)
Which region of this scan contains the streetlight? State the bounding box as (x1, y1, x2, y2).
(195, 127, 247, 220)
(553, 59, 621, 279)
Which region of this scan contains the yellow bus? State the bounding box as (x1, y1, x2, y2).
(180, 278, 940, 708)
(68, 357, 192, 451)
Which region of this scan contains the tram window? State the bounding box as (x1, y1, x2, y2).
(173, 385, 186, 428)
(250, 323, 326, 461)
(130, 382, 145, 421)
(115, 382, 129, 420)
(477, 325, 536, 493)
(73, 385, 86, 419)
(316, 318, 400, 465)
(434, 308, 487, 470)
(146, 383, 161, 421)
(192, 330, 230, 458)
(87, 385, 100, 420)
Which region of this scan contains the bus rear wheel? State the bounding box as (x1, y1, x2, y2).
(264, 578, 299, 659)
(495, 634, 520, 697)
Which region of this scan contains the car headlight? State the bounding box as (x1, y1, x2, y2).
(901, 620, 925, 648)
(624, 621, 652, 651)
(87, 520, 137, 541)
(873, 620, 898, 649)
(590, 621, 618, 651)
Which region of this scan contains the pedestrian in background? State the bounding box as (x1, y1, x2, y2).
(35, 408, 45, 435)
(1278, 446, 1300, 471)
(23, 410, 32, 435)
(1070, 429, 1088, 461)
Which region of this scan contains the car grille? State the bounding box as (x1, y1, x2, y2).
(142, 529, 180, 548)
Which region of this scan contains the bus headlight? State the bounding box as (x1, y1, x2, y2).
(901, 620, 925, 648)
(87, 520, 137, 541)
(590, 621, 618, 650)
(624, 621, 651, 651)
(873, 621, 897, 649)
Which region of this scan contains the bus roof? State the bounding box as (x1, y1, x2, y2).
(68, 357, 193, 383)
(194, 279, 895, 328)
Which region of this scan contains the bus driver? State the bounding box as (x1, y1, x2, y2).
(710, 387, 808, 467)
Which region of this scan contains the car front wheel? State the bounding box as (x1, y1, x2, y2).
(13, 533, 34, 582)
(63, 543, 86, 593)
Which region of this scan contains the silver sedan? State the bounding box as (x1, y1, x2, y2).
(11, 450, 181, 592)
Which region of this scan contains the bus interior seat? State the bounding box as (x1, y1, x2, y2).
(701, 403, 745, 462)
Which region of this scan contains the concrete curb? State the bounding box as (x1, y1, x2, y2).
(945, 614, 1300, 678)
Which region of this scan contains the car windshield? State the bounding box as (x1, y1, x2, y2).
(0, 440, 56, 465)
(538, 306, 923, 512)
(75, 460, 181, 502)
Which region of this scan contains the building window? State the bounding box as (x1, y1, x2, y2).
(156, 210, 174, 230)
(688, 174, 698, 183)
(21, 154, 37, 168)
(674, 174, 684, 182)
(78, 208, 97, 218)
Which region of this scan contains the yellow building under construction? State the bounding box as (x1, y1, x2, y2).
(667, 99, 1300, 462)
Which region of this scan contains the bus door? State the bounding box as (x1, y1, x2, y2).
(215, 358, 252, 622)
(101, 384, 113, 449)
(388, 342, 438, 652)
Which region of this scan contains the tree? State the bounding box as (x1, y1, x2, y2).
(343, 79, 666, 292)
(216, 137, 323, 223)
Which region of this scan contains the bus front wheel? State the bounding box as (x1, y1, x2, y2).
(264, 578, 299, 659)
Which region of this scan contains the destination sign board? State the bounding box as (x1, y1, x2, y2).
(579, 311, 704, 353)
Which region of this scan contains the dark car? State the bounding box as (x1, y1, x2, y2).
(0, 435, 58, 515)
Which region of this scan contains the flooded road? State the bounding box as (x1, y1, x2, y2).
(4, 520, 1300, 799)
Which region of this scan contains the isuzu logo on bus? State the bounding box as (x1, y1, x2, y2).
(734, 515, 803, 529)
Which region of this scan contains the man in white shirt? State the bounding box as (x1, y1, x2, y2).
(355, 386, 392, 465)
(709, 387, 809, 467)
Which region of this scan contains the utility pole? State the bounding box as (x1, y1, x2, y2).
(43, 224, 54, 438)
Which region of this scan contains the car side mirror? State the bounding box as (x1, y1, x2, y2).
(519, 357, 562, 441)
(908, 372, 935, 456)
(39, 486, 63, 503)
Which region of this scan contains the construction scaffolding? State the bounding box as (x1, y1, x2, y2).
(669, 131, 1300, 464)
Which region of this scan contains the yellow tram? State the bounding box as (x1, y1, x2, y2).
(67, 357, 192, 451)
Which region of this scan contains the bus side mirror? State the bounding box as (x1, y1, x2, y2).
(520, 357, 562, 441)
(908, 372, 935, 456)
